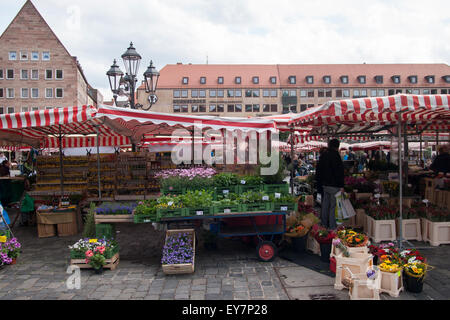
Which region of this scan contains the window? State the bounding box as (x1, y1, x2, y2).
(300, 104, 307, 111)
(56, 70, 63, 80)
(55, 88, 63, 98)
(270, 104, 277, 112)
(357, 75, 366, 84)
(425, 75, 434, 84)
(180, 105, 188, 113)
(441, 89, 448, 94)
(32, 106, 39, 111)
(199, 90, 206, 98)
(300, 90, 307, 97)
(343, 89, 350, 97)
(375, 75, 383, 84)
(31, 88, 39, 98)
(308, 104, 314, 109)
(378, 89, 385, 96)
(270, 89, 277, 97)
(392, 75, 401, 84)
(181, 90, 188, 98)
(0, 69, 3, 79)
(45, 69, 53, 80)
(388, 89, 395, 95)
(270, 76, 277, 84)
(360, 89, 367, 97)
(290, 105, 297, 113)
(21, 88, 29, 98)
(306, 76, 314, 84)
(227, 89, 234, 97)
(335, 89, 342, 98)
(20, 51, 28, 60)
(173, 90, 180, 98)
(227, 104, 235, 112)
(31, 69, 39, 80)
(318, 89, 325, 98)
(289, 76, 296, 84)
(45, 106, 53, 110)
(370, 89, 377, 97)
(218, 76, 224, 84)
(191, 90, 198, 98)
(9, 51, 17, 60)
(8, 107, 15, 113)
(0, 107, 3, 114)
(408, 75, 417, 84)
(252, 104, 260, 112)
(443, 75, 450, 83)
(423, 89, 430, 94)
(263, 89, 270, 97)
(396, 89, 402, 94)
(199, 105, 206, 112)
(431, 89, 437, 94)
(326, 89, 332, 97)
(323, 76, 331, 84)
(21, 107, 28, 112)
(7, 88, 14, 98)
(235, 104, 242, 112)
(173, 105, 180, 113)
(405, 89, 412, 94)
(307, 89, 314, 98)
(289, 90, 296, 97)
(245, 104, 252, 112)
(209, 104, 216, 112)
(217, 104, 224, 112)
(282, 105, 290, 114)
(182, 77, 189, 84)
(200, 77, 206, 84)
(235, 90, 242, 97)
(217, 90, 224, 98)
(21, 69, 28, 80)
(45, 88, 53, 98)
(340, 75, 349, 84)
(353, 89, 360, 97)
(319, 89, 331, 97)
(252, 76, 259, 84)
(0, 88, 3, 98)
(252, 89, 259, 97)
(7, 69, 14, 79)
(263, 104, 270, 112)
(42, 51, 50, 61)
(235, 76, 241, 84)
(31, 51, 39, 60)
(412, 89, 420, 94)
(191, 105, 198, 113)
(210, 90, 216, 97)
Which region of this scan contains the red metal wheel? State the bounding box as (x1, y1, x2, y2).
(256, 241, 277, 262)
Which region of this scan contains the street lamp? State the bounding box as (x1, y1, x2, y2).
(106, 42, 159, 110)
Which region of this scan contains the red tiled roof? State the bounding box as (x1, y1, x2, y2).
(152, 63, 450, 89)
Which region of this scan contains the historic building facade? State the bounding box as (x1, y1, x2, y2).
(0, 0, 101, 115)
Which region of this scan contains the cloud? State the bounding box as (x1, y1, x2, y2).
(1, 0, 449, 101)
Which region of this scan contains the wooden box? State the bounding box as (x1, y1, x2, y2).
(70, 253, 119, 271)
(94, 214, 133, 224)
(57, 210, 78, 236)
(37, 223, 56, 238)
(348, 269, 381, 300)
(396, 218, 422, 241)
(162, 229, 195, 275)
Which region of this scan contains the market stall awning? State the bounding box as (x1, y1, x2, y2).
(253, 113, 312, 132)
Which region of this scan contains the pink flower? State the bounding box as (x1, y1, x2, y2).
(85, 250, 94, 258)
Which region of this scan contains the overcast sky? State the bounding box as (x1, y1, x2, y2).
(1, 0, 449, 101)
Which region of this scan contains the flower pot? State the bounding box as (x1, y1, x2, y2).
(291, 235, 307, 253)
(319, 243, 332, 262)
(403, 272, 424, 293)
(10, 258, 16, 265)
(93, 266, 104, 274)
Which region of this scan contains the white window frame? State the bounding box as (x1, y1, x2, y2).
(31, 106, 39, 111)
(31, 51, 39, 61)
(378, 89, 385, 96)
(45, 88, 53, 98)
(31, 69, 39, 80)
(182, 77, 188, 84)
(45, 69, 53, 80)
(306, 76, 314, 84)
(218, 77, 224, 84)
(21, 69, 29, 80)
(55, 69, 64, 80)
(6, 88, 15, 99)
(21, 106, 29, 112)
(7, 107, 15, 114)
(9, 51, 17, 60)
(55, 88, 64, 98)
(6, 69, 14, 80)
(21, 88, 29, 98)
(31, 88, 39, 99)
(20, 51, 28, 60)
(42, 51, 50, 61)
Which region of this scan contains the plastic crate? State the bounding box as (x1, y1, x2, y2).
(263, 183, 290, 194)
(237, 184, 263, 193)
(186, 207, 215, 217)
(272, 202, 298, 212)
(213, 204, 241, 214)
(214, 186, 239, 196)
(156, 207, 188, 220)
(133, 214, 157, 224)
(161, 187, 186, 195)
(241, 202, 272, 212)
(95, 223, 115, 239)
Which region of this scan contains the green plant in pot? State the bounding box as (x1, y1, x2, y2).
(259, 153, 286, 185)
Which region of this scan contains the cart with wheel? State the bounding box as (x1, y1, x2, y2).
(160, 211, 287, 262)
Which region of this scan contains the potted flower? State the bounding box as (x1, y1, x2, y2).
(0, 237, 21, 265)
(313, 227, 336, 262)
(162, 230, 195, 274)
(402, 261, 430, 293)
(85, 245, 106, 274)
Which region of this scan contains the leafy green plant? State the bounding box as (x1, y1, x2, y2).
(82, 203, 96, 238)
(240, 175, 263, 185)
(240, 190, 271, 204)
(134, 199, 157, 216)
(179, 190, 214, 208)
(213, 173, 239, 187)
(259, 153, 286, 185)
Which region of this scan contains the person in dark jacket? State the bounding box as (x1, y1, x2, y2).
(316, 139, 345, 229)
(430, 145, 450, 174)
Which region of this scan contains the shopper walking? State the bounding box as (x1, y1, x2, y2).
(316, 139, 344, 229)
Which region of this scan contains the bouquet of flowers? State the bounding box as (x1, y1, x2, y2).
(0, 237, 21, 265)
(313, 226, 336, 244)
(69, 238, 118, 259)
(379, 257, 402, 273)
(403, 262, 428, 278)
(340, 229, 368, 247)
(399, 249, 426, 264)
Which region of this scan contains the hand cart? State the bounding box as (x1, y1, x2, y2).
(160, 211, 287, 262)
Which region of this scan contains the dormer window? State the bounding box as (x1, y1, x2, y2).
(200, 76, 206, 84)
(252, 76, 259, 84)
(218, 76, 224, 84)
(340, 75, 348, 84)
(182, 77, 189, 84)
(391, 75, 401, 84)
(235, 76, 241, 84)
(442, 75, 450, 83)
(357, 75, 366, 84)
(306, 76, 314, 84)
(408, 75, 417, 84)
(425, 75, 435, 84)
(323, 76, 331, 84)
(289, 76, 296, 84)
(374, 75, 383, 84)
(270, 76, 277, 84)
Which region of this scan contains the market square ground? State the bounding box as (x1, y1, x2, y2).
(0, 218, 449, 300)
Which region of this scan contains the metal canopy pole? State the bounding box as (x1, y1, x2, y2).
(58, 125, 64, 197)
(397, 117, 404, 250)
(419, 133, 423, 168)
(403, 124, 409, 185)
(96, 127, 101, 199)
(290, 125, 294, 195)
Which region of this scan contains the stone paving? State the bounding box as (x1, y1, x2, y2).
(0, 218, 449, 300)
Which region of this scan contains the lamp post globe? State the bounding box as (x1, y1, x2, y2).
(106, 59, 124, 104)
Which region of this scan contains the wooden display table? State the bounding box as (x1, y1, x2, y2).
(36, 207, 78, 238)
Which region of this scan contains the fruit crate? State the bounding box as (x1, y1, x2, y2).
(156, 207, 188, 220)
(263, 183, 290, 194)
(272, 202, 298, 212)
(240, 202, 272, 212)
(133, 214, 157, 224)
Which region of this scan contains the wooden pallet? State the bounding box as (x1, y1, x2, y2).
(70, 253, 119, 270)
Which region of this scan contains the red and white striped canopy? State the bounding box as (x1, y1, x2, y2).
(289, 94, 450, 134)
(255, 113, 312, 132)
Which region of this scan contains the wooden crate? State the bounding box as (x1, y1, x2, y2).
(57, 210, 78, 236)
(421, 219, 450, 246)
(37, 223, 56, 238)
(396, 218, 422, 241)
(94, 214, 133, 224)
(162, 229, 195, 275)
(380, 270, 403, 297)
(70, 253, 119, 270)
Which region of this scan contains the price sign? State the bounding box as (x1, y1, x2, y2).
(196, 211, 204, 216)
(262, 196, 269, 201)
(241, 180, 246, 185)
(224, 209, 231, 214)
(223, 190, 229, 195)
(275, 193, 281, 199)
(280, 206, 288, 211)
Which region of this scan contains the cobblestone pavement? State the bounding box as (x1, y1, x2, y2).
(0, 221, 449, 300)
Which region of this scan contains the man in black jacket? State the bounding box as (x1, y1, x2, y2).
(430, 145, 450, 174)
(316, 139, 344, 229)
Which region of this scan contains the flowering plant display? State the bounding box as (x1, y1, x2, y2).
(312, 226, 336, 244)
(212, 172, 239, 187)
(366, 204, 398, 220)
(403, 262, 428, 278)
(399, 249, 426, 264)
(344, 176, 377, 193)
(134, 199, 157, 216)
(179, 190, 214, 208)
(95, 202, 137, 215)
(85, 245, 106, 270)
(156, 195, 184, 209)
(161, 232, 194, 265)
(155, 167, 216, 180)
(379, 258, 402, 273)
(336, 227, 368, 247)
(0, 237, 21, 265)
(69, 238, 118, 258)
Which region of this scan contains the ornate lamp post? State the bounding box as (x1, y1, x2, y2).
(106, 42, 160, 110)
